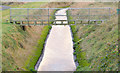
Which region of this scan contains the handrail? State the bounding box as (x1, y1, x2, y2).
(10, 7, 113, 25)
(10, 7, 112, 9)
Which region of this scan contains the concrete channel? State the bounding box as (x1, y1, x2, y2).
(37, 8, 76, 71)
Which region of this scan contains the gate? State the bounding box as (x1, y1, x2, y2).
(10, 8, 113, 25)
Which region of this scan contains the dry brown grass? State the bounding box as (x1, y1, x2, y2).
(48, 2, 72, 8)
(70, 2, 93, 8)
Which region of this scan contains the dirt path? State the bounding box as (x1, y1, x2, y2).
(37, 8, 76, 71)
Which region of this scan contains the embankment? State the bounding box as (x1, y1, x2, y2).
(2, 2, 73, 71)
(70, 2, 118, 71)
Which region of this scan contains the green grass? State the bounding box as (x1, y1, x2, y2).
(2, 2, 50, 71)
(72, 14, 118, 71)
(67, 10, 75, 24)
(49, 9, 60, 24)
(69, 2, 118, 71)
(2, 24, 27, 71)
(71, 11, 118, 71)
(2, 23, 51, 71)
(58, 5, 70, 8)
(71, 25, 90, 71)
(24, 25, 51, 71)
(2, 2, 71, 71)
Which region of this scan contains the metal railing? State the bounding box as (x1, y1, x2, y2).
(10, 8, 113, 25)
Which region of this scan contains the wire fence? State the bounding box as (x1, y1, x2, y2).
(10, 8, 113, 25)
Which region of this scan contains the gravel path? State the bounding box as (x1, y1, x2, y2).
(37, 8, 76, 71)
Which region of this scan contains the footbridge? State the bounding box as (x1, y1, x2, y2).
(9, 8, 113, 25)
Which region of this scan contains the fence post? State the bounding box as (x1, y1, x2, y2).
(27, 8, 29, 25)
(55, 20, 56, 25)
(41, 20, 43, 25)
(34, 21, 36, 25)
(75, 20, 76, 25)
(20, 21, 23, 25)
(10, 8, 12, 23)
(67, 9, 69, 25)
(109, 8, 111, 20)
(48, 8, 49, 25)
(88, 8, 90, 24)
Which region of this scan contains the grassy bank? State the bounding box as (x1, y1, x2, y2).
(71, 16, 118, 71)
(2, 2, 49, 71)
(25, 25, 51, 71)
(70, 25, 90, 71)
(2, 2, 73, 71)
(69, 2, 118, 71)
(77, 16, 118, 71)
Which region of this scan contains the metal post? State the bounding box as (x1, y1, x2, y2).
(41, 20, 43, 25)
(13, 21, 15, 24)
(27, 8, 29, 25)
(67, 9, 69, 25)
(34, 21, 36, 25)
(81, 21, 82, 24)
(88, 8, 90, 23)
(75, 20, 76, 25)
(10, 8, 12, 22)
(109, 8, 111, 20)
(55, 20, 56, 25)
(48, 8, 49, 25)
(88, 20, 90, 24)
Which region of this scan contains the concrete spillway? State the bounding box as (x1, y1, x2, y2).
(37, 8, 76, 71)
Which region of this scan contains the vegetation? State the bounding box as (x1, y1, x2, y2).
(67, 10, 75, 24)
(49, 9, 60, 24)
(70, 2, 118, 71)
(2, 2, 51, 71)
(2, 1, 118, 71)
(71, 25, 90, 71)
(2, 2, 72, 71)
(25, 25, 51, 71)
(0, 11, 2, 73)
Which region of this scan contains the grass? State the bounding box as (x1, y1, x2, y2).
(24, 25, 51, 71)
(67, 10, 75, 24)
(72, 15, 118, 71)
(2, 2, 51, 71)
(2, 2, 118, 71)
(0, 11, 1, 72)
(2, 2, 72, 71)
(2, 23, 28, 71)
(3, 2, 47, 8)
(71, 25, 90, 71)
(73, 16, 118, 71)
(69, 2, 118, 71)
(49, 9, 59, 24)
